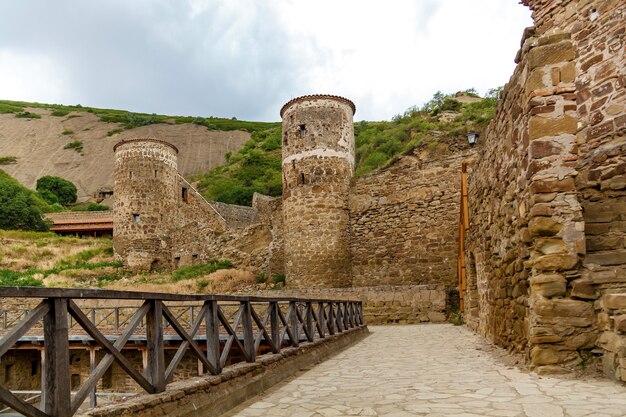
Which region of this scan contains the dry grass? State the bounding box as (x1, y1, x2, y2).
(0, 230, 112, 271)
(105, 268, 256, 294)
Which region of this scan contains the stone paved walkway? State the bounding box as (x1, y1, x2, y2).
(226, 325, 626, 417)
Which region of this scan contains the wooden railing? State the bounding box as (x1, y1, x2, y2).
(0, 287, 364, 417)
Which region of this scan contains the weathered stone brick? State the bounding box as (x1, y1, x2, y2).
(528, 41, 575, 70)
(529, 115, 578, 139)
(604, 294, 626, 310)
(529, 217, 563, 237)
(530, 178, 575, 194)
(586, 250, 626, 266)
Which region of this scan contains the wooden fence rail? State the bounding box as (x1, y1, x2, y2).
(0, 287, 364, 417)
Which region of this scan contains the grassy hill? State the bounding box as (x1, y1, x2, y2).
(1, 89, 498, 208)
(194, 89, 499, 205)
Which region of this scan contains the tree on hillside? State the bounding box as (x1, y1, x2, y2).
(0, 170, 49, 231)
(36, 175, 77, 206)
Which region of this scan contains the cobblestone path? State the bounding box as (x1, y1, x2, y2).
(226, 325, 626, 417)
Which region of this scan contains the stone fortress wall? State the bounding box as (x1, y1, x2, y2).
(465, 0, 626, 380)
(111, 0, 625, 379)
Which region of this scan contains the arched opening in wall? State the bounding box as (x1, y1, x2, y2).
(150, 259, 163, 272)
(466, 252, 479, 321)
(299, 124, 307, 138)
(182, 187, 189, 203)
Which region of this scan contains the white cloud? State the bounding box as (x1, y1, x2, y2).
(0, 0, 532, 121)
(0, 50, 71, 104)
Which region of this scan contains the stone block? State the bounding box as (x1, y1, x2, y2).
(529, 217, 563, 237)
(597, 331, 626, 354)
(529, 140, 564, 159)
(530, 178, 575, 194)
(533, 297, 594, 319)
(604, 294, 626, 310)
(530, 345, 578, 366)
(528, 41, 575, 70)
(571, 280, 597, 300)
(614, 315, 626, 334)
(586, 250, 626, 266)
(563, 332, 598, 349)
(560, 62, 576, 83)
(530, 274, 566, 298)
(531, 253, 579, 271)
(534, 238, 568, 255)
(529, 115, 577, 139)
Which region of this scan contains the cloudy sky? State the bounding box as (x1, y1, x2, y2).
(0, 1, 532, 121)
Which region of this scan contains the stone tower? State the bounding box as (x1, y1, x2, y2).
(280, 94, 356, 288)
(113, 138, 179, 272)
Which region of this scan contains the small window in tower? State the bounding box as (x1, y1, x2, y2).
(182, 187, 189, 203)
(133, 213, 140, 223)
(129, 171, 133, 179)
(283, 132, 288, 146)
(154, 169, 158, 178)
(299, 124, 307, 138)
(300, 173, 305, 185)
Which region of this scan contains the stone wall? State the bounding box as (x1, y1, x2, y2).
(239, 284, 447, 325)
(466, 0, 625, 377)
(281, 95, 356, 288)
(350, 148, 477, 288)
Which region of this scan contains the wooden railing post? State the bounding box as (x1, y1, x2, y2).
(336, 303, 343, 333)
(241, 301, 255, 362)
(205, 300, 221, 374)
(145, 300, 165, 392)
(43, 297, 71, 417)
(327, 302, 336, 335)
(270, 301, 280, 353)
(316, 302, 325, 338)
(305, 302, 313, 342)
(289, 301, 299, 347)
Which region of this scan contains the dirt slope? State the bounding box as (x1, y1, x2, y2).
(0, 108, 250, 201)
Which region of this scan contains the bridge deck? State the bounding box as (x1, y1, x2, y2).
(229, 325, 626, 417)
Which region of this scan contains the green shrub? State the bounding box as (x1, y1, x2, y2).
(272, 274, 286, 286)
(15, 111, 41, 119)
(0, 269, 43, 287)
(63, 140, 83, 154)
(36, 176, 77, 206)
(256, 273, 267, 283)
(0, 156, 17, 165)
(62, 129, 74, 135)
(0, 170, 49, 231)
(51, 109, 69, 117)
(107, 128, 123, 136)
(172, 259, 233, 282)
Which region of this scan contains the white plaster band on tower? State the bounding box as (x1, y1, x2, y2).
(114, 147, 178, 169)
(282, 149, 355, 170)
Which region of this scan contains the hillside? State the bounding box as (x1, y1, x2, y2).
(0, 90, 498, 207)
(195, 89, 499, 205)
(0, 100, 277, 202)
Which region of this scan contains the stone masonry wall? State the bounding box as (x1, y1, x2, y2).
(466, 0, 625, 377)
(281, 96, 355, 288)
(239, 284, 447, 325)
(350, 148, 477, 288)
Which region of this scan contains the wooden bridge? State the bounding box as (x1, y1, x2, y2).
(0, 287, 364, 417)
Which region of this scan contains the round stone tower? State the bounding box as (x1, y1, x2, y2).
(113, 138, 179, 272)
(280, 94, 356, 288)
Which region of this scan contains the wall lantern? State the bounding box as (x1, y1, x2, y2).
(467, 131, 479, 146)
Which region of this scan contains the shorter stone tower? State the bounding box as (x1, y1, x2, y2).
(113, 138, 179, 272)
(281, 95, 356, 288)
